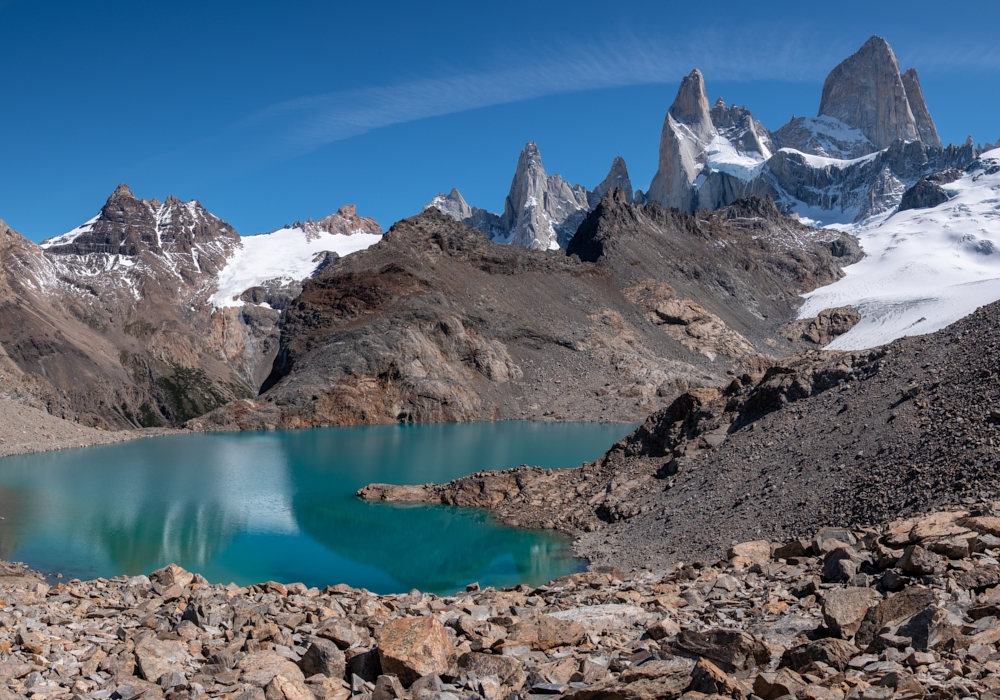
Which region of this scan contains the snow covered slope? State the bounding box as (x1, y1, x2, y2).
(211, 225, 382, 307)
(800, 150, 1000, 349)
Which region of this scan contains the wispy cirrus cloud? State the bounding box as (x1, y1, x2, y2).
(230, 29, 853, 160)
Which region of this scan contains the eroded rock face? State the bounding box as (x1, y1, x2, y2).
(818, 36, 920, 151)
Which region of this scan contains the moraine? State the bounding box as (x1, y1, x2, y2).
(0, 422, 635, 594)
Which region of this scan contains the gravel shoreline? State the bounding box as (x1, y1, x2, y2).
(0, 398, 176, 460)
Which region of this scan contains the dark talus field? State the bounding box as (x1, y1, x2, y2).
(195, 194, 859, 431)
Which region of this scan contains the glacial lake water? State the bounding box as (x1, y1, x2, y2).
(0, 422, 636, 594)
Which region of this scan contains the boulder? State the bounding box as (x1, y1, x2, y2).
(822, 547, 865, 583)
(372, 675, 406, 700)
(897, 545, 945, 576)
(316, 618, 369, 649)
(507, 614, 587, 651)
(855, 589, 937, 648)
(897, 606, 963, 651)
(134, 636, 192, 684)
(689, 658, 747, 700)
(549, 604, 652, 635)
(265, 675, 315, 700)
(299, 639, 346, 679)
(148, 563, 194, 590)
(456, 652, 526, 690)
(754, 669, 807, 700)
(822, 588, 880, 639)
(238, 651, 306, 688)
(954, 565, 1000, 591)
(781, 638, 860, 672)
(727, 541, 771, 564)
(672, 628, 771, 674)
(377, 616, 452, 687)
(646, 617, 681, 641)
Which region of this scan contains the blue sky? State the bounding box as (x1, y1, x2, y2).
(2, 0, 1000, 241)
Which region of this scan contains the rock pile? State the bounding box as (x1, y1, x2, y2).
(9, 506, 1000, 700)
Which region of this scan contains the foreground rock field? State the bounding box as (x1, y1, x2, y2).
(7, 505, 1000, 700)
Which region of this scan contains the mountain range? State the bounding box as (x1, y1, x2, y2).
(1, 34, 998, 433)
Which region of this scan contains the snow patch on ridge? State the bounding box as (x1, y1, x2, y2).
(210, 226, 382, 308)
(800, 148, 1000, 349)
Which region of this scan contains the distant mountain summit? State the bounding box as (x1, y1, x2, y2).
(426, 142, 632, 251)
(817, 36, 925, 151)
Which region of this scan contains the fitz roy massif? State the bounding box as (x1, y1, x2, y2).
(5, 35, 1000, 700)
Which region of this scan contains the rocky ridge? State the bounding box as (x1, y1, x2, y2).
(0, 187, 382, 429)
(7, 504, 1000, 699)
(192, 194, 859, 431)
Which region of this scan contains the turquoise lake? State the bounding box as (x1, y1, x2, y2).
(0, 422, 636, 594)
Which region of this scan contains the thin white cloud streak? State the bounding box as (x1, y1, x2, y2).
(236, 31, 852, 159)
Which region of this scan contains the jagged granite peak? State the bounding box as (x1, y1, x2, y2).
(500, 141, 590, 250)
(425, 188, 506, 241)
(818, 35, 920, 150)
(709, 99, 773, 161)
(590, 156, 634, 206)
(901, 67, 943, 148)
(648, 70, 717, 212)
(426, 188, 473, 221)
(648, 70, 773, 212)
(668, 69, 713, 138)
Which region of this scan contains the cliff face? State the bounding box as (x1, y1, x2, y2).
(817, 36, 920, 151)
(195, 195, 860, 431)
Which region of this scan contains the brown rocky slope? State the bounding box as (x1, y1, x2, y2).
(195, 193, 860, 431)
(360, 294, 1000, 573)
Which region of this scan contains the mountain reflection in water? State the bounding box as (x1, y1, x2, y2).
(0, 422, 635, 593)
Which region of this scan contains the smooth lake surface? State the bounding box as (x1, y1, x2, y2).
(0, 422, 636, 594)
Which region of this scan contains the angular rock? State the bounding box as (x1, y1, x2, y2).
(457, 652, 526, 690)
(897, 545, 945, 576)
(689, 657, 747, 700)
(954, 565, 1000, 591)
(727, 541, 771, 564)
(754, 668, 807, 700)
(265, 675, 316, 700)
(372, 674, 406, 700)
(855, 589, 937, 648)
(822, 587, 880, 639)
(781, 637, 860, 672)
(316, 618, 369, 649)
(299, 639, 346, 679)
(377, 616, 452, 687)
(822, 547, 865, 584)
(549, 604, 651, 635)
(507, 614, 587, 651)
(672, 628, 771, 674)
(897, 605, 963, 651)
(134, 636, 192, 683)
(238, 651, 306, 688)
